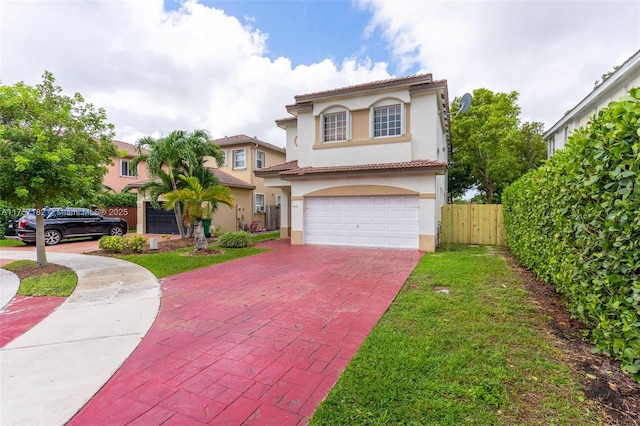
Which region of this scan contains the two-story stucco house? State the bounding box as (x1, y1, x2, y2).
(545, 49, 640, 157)
(256, 74, 451, 252)
(103, 140, 150, 193)
(206, 134, 287, 231)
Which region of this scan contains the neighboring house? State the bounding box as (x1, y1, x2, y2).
(545, 49, 640, 157)
(129, 134, 285, 234)
(207, 134, 287, 228)
(256, 74, 451, 252)
(128, 169, 256, 234)
(103, 140, 150, 193)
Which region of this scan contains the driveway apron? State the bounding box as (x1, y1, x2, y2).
(70, 240, 423, 425)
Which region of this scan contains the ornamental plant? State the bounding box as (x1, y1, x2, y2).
(98, 235, 147, 254)
(217, 231, 253, 248)
(503, 87, 640, 380)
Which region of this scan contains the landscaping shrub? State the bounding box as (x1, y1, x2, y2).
(217, 231, 253, 248)
(99, 235, 147, 254)
(503, 87, 640, 380)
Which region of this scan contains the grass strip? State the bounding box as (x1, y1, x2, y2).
(117, 246, 269, 278)
(311, 245, 600, 425)
(3, 260, 77, 297)
(0, 239, 25, 247)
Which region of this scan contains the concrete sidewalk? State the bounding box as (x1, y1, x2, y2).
(0, 268, 19, 311)
(0, 250, 160, 425)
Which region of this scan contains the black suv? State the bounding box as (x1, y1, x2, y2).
(16, 207, 128, 246)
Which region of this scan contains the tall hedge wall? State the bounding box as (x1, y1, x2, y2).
(503, 87, 640, 380)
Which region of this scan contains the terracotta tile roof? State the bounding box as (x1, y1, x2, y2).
(408, 79, 448, 93)
(113, 140, 149, 157)
(275, 116, 298, 127)
(254, 160, 299, 176)
(256, 160, 446, 179)
(211, 134, 286, 154)
(124, 179, 149, 189)
(293, 74, 433, 102)
(208, 168, 255, 190)
(125, 169, 255, 191)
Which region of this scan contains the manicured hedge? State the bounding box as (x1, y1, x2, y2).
(99, 235, 147, 254)
(503, 87, 640, 380)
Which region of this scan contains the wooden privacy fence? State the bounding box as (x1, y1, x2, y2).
(94, 206, 137, 231)
(440, 204, 505, 246)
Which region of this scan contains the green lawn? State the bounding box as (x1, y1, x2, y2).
(311, 245, 600, 425)
(0, 239, 25, 247)
(116, 245, 269, 278)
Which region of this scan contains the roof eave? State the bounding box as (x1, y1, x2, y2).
(279, 167, 447, 181)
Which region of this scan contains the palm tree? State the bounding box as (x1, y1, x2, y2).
(131, 129, 225, 237)
(162, 175, 233, 251)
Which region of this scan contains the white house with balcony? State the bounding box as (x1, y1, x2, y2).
(545, 49, 640, 157)
(256, 74, 451, 252)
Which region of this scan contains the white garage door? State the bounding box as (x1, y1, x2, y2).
(305, 196, 419, 249)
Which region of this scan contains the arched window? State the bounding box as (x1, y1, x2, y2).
(370, 99, 405, 138)
(320, 106, 350, 143)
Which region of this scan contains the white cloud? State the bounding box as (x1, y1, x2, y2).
(0, 0, 392, 146)
(4, 0, 637, 150)
(359, 0, 640, 130)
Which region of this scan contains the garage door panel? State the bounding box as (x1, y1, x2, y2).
(145, 202, 179, 235)
(305, 196, 419, 249)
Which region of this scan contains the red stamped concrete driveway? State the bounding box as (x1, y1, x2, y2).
(69, 240, 423, 425)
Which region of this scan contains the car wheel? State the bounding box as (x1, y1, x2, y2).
(109, 226, 125, 237)
(44, 229, 62, 246)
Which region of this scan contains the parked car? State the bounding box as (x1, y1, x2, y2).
(16, 207, 128, 246)
(4, 216, 20, 237)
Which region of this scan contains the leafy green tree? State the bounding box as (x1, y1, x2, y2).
(449, 88, 547, 203)
(0, 71, 117, 266)
(163, 175, 233, 251)
(131, 129, 224, 238)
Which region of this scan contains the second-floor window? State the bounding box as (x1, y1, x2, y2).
(233, 149, 246, 169)
(255, 150, 266, 169)
(120, 160, 137, 177)
(220, 150, 227, 167)
(323, 111, 348, 142)
(373, 104, 402, 137)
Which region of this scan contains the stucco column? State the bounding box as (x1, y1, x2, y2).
(290, 195, 304, 245)
(279, 190, 291, 238)
(136, 196, 144, 234)
(419, 195, 437, 252)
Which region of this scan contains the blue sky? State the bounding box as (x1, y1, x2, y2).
(165, 0, 398, 69)
(1, 0, 639, 146)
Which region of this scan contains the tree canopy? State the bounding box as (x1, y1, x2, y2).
(448, 88, 547, 203)
(0, 71, 117, 265)
(163, 175, 233, 251)
(131, 129, 225, 238)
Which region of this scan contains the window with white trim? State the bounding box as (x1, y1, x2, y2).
(120, 159, 137, 177)
(233, 149, 246, 169)
(220, 150, 227, 167)
(322, 111, 348, 143)
(255, 150, 266, 169)
(254, 194, 265, 212)
(373, 104, 402, 137)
